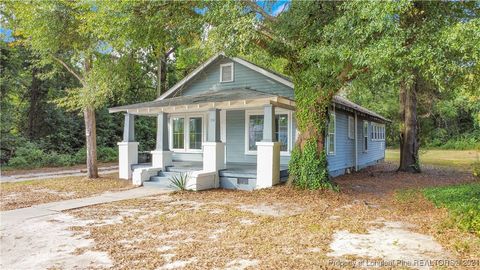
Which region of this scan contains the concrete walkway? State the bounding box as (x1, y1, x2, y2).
(1, 186, 170, 226)
(1, 165, 118, 183)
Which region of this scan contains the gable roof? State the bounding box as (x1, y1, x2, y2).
(333, 96, 390, 122)
(156, 52, 294, 100)
(121, 52, 388, 122)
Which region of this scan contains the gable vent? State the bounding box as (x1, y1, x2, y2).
(220, 63, 234, 82)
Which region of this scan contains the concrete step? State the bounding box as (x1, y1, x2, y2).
(157, 171, 178, 177)
(143, 180, 173, 189)
(165, 166, 200, 173)
(144, 174, 174, 189)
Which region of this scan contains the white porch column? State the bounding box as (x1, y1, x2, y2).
(256, 104, 281, 189)
(118, 113, 138, 179)
(151, 112, 172, 169)
(203, 109, 225, 173)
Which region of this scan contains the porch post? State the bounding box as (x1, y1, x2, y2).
(118, 113, 138, 180)
(256, 104, 281, 189)
(203, 109, 225, 177)
(151, 112, 172, 169)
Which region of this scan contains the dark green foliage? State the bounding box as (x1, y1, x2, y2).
(5, 142, 117, 169)
(288, 139, 336, 190)
(423, 183, 480, 236)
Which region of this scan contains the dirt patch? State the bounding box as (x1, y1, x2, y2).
(328, 221, 449, 270)
(0, 174, 133, 211)
(3, 164, 472, 269)
(63, 169, 479, 269)
(334, 162, 475, 197)
(0, 212, 112, 269)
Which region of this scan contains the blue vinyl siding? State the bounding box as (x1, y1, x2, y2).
(356, 115, 385, 169)
(327, 110, 385, 177)
(162, 55, 385, 176)
(326, 110, 355, 172)
(174, 56, 294, 98)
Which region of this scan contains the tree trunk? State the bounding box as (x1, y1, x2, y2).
(398, 76, 420, 172)
(156, 54, 167, 97)
(84, 106, 98, 178)
(27, 67, 43, 140)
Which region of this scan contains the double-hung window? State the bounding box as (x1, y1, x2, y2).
(371, 123, 385, 141)
(348, 116, 355, 139)
(189, 117, 202, 149)
(275, 114, 289, 151)
(246, 111, 291, 154)
(327, 112, 336, 155)
(248, 115, 264, 151)
(363, 121, 369, 152)
(171, 115, 204, 151)
(172, 117, 185, 149)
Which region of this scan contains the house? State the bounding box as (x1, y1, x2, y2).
(109, 53, 389, 191)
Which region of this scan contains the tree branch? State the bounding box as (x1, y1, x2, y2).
(242, 0, 278, 23)
(51, 55, 86, 86)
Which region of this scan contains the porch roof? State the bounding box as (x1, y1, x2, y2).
(109, 88, 296, 115)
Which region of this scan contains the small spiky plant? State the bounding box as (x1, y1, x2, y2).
(169, 172, 190, 191)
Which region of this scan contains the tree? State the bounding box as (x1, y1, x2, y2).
(205, 0, 479, 187)
(205, 1, 351, 189)
(327, 1, 479, 172)
(89, 0, 203, 97)
(7, 0, 126, 178)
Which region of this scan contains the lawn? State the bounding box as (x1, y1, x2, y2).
(0, 174, 133, 211)
(62, 163, 479, 269)
(386, 149, 479, 170)
(423, 183, 480, 236)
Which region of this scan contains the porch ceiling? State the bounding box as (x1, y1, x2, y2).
(109, 88, 296, 115)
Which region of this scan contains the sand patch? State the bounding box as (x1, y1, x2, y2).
(0, 212, 112, 269)
(328, 221, 448, 270)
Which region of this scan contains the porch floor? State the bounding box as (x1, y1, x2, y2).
(132, 161, 288, 179)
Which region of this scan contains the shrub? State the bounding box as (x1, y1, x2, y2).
(97, 147, 118, 162)
(73, 148, 87, 164)
(8, 142, 45, 168)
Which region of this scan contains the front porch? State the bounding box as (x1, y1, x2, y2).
(133, 161, 289, 191)
(110, 89, 296, 191)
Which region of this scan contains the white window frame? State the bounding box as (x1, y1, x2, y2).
(244, 109, 292, 156)
(371, 122, 385, 141)
(220, 63, 234, 83)
(363, 120, 369, 152)
(169, 113, 206, 153)
(348, 116, 355, 139)
(327, 112, 336, 155)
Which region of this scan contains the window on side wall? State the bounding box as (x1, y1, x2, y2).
(348, 116, 354, 139)
(363, 121, 368, 152)
(220, 63, 234, 83)
(327, 112, 336, 155)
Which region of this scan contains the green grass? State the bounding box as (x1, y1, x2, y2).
(423, 183, 480, 236)
(386, 149, 479, 170)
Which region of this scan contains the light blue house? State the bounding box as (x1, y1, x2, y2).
(110, 53, 388, 190)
